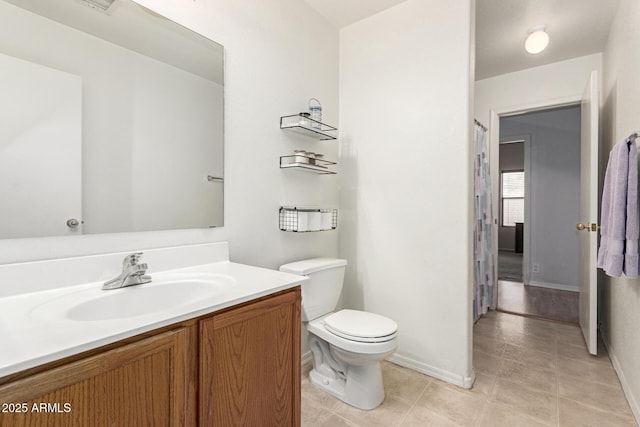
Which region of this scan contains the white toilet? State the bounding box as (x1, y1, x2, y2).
(280, 258, 397, 410)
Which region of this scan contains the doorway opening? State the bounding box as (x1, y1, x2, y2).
(495, 104, 581, 324)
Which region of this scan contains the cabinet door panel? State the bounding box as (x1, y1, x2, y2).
(0, 329, 188, 427)
(201, 290, 300, 427)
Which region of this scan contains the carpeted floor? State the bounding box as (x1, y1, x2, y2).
(497, 280, 579, 324)
(496, 250, 578, 324)
(498, 250, 523, 282)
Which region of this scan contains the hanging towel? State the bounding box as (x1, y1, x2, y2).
(597, 134, 639, 277)
(625, 137, 639, 276)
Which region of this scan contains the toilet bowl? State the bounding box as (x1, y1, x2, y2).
(307, 310, 397, 409)
(279, 258, 398, 410)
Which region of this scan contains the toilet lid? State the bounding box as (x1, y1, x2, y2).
(324, 309, 397, 343)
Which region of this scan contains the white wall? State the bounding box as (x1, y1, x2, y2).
(601, 0, 640, 421)
(339, 0, 474, 386)
(475, 53, 603, 126)
(501, 107, 581, 291)
(0, 0, 339, 273)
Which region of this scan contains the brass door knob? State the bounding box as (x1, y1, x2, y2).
(576, 223, 586, 231)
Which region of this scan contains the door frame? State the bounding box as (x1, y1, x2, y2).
(489, 95, 581, 308)
(498, 134, 531, 285)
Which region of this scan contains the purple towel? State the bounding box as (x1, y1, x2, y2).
(625, 138, 639, 276)
(597, 135, 639, 277)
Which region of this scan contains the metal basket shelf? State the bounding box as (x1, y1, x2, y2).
(279, 206, 337, 232)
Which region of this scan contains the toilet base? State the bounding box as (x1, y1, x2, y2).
(309, 361, 385, 410)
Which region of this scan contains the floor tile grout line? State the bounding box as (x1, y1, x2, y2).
(558, 394, 638, 423)
(331, 410, 358, 427)
(488, 399, 557, 427)
(409, 377, 432, 407)
(492, 375, 557, 399)
(397, 385, 425, 426)
(476, 373, 496, 427)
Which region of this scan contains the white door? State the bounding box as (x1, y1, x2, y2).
(578, 70, 599, 355)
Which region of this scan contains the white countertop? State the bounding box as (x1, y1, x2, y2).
(0, 260, 306, 378)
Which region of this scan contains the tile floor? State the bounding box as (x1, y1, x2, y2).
(301, 311, 638, 426)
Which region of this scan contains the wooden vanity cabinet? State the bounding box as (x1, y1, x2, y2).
(200, 288, 301, 426)
(0, 287, 300, 427)
(0, 328, 191, 427)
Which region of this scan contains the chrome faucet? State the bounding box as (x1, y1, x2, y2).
(102, 252, 152, 290)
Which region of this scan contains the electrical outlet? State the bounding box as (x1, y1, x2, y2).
(532, 263, 540, 273)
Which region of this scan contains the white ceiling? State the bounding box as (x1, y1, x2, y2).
(475, 0, 619, 80)
(304, 0, 620, 81)
(303, 0, 408, 28)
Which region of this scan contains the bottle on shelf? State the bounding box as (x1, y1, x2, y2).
(309, 98, 322, 130)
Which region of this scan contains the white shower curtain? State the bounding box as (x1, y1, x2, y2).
(473, 122, 495, 321)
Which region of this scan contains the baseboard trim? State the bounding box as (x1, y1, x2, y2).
(387, 353, 475, 389)
(528, 280, 578, 292)
(601, 331, 640, 425)
(463, 368, 476, 389)
(304, 350, 476, 390)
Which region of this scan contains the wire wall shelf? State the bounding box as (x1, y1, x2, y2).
(280, 114, 337, 140)
(279, 207, 338, 232)
(280, 155, 337, 175)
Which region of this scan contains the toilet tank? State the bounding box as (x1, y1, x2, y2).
(279, 258, 347, 322)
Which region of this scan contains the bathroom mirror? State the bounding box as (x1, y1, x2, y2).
(0, 0, 224, 239)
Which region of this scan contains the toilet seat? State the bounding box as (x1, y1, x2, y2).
(324, 309, 397, 343)
(308, 314, 397, 355)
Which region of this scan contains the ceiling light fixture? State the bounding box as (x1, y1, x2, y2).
(525, 25, 549, 54)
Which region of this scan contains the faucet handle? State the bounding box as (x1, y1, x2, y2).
(123, 252, 144, 267)
(131, 263, 148, 274)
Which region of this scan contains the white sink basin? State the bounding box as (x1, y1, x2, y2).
(30, 272, 235, 322)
